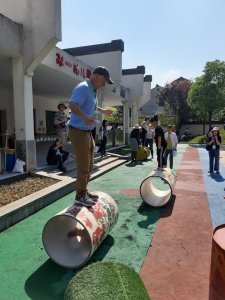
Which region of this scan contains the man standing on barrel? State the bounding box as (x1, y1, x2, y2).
(68, 67, 114, 207)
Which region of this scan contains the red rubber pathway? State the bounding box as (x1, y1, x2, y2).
(140, 146, 212, 300)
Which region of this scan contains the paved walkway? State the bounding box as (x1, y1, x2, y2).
(0, 144, 225, 299)
(140, 146, 218, 300)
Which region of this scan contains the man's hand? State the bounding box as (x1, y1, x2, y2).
(83, 115, 96, 126)
(98, 107, 114, 116)
(103, 109, 114, 116)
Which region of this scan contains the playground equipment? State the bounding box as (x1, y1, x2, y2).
(137, 146, 150, 161)
(42, 191, 118, 268)
(209, 224, 225, 300)
(140, 168, 176, 207)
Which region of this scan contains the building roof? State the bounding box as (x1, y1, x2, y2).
(171, 76, 190, 83)
(122, 65, 145, 75)
(63, 39, 124, 56)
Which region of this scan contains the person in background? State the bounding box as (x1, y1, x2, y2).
(91, 127, 96, 141)
(98, 119, 108, 157)
(150, 115, 167, 170)
(68, 66, 113, 207)
(54, 103, 68, 145)
(140, 118, 149, 146)
(46, 139, 69, 172)
(145, 124, 155, 159)
(164, 125, 178, 169)
(129, 124, 141, 163)
(207, 127, 221, 174)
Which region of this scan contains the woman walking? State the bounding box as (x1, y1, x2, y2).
(207, 127, 221, 174)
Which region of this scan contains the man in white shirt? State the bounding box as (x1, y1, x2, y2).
(164, 125, 178, 169)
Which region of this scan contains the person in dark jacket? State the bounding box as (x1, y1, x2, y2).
(150, 115, 167, 170)
(98, 119, 108, 157)
(46, 139, 69, 172)
(206, 127, 222, 173)
(129, 124, 141, 162)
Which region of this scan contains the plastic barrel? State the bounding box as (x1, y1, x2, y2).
(209, 224, 225, 300)
(140, 168, 176, 207)
(5, 149, 16, 171)
(42, 191, 118, 268)
(137, 147, 150, 161)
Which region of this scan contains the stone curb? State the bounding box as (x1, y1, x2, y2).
(0, 158, 127, 232)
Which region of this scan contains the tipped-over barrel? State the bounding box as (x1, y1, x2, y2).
(42, 191, 118, 268)
(140, 168, 176, 207)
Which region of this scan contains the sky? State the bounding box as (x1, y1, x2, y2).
(57, 0, 225, 88)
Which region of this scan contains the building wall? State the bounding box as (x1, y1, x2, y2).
(0, 0, 61, 71)
(0, 87, 14, 134)
(180, 123, 225, 137)
(138, 80, 151, 110)
(33, 94, 69, 134)
(121, 74, 144, 104)
(76, 51, 122, 85)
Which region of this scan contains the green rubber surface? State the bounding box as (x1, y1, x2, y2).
(0, 145, 186, 300)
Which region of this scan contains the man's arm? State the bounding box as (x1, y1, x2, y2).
(97, 107, 113, 116)
(69, 102, 95, 126)
(158, 136, 162, 149)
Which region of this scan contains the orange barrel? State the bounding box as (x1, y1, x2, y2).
(42, 191, 118, 268)
(209, 224, 225, 300)
(4, 148, 16, 171)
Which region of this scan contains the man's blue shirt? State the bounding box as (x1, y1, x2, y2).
(69, 79, 97, 130)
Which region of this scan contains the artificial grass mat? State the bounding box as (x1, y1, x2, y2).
(64, 261, 150, 300)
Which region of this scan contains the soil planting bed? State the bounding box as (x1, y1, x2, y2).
(0, 175, 59, 207)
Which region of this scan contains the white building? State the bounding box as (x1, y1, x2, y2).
(0, 0, 152, 171)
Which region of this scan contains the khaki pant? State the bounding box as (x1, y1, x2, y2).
(69, 127, 94, 197)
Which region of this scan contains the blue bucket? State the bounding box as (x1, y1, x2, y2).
(5, 149, 16, 171)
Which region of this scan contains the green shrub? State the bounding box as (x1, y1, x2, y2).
(64, 261, 150, 300)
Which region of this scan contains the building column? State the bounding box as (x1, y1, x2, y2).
(122, 99, 129, 144)
(12, 56, 36, 171)
(132, 103, 138, 126)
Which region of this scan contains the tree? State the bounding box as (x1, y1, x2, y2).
(104, 106, 123, 125)
(187, 60, 225, 133)
(157, 77, 192, 128)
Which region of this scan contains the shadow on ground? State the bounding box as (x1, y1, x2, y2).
(137, 194, 176, 229)
(24, 235, 114, 300)
(137, 202, 160, 229)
